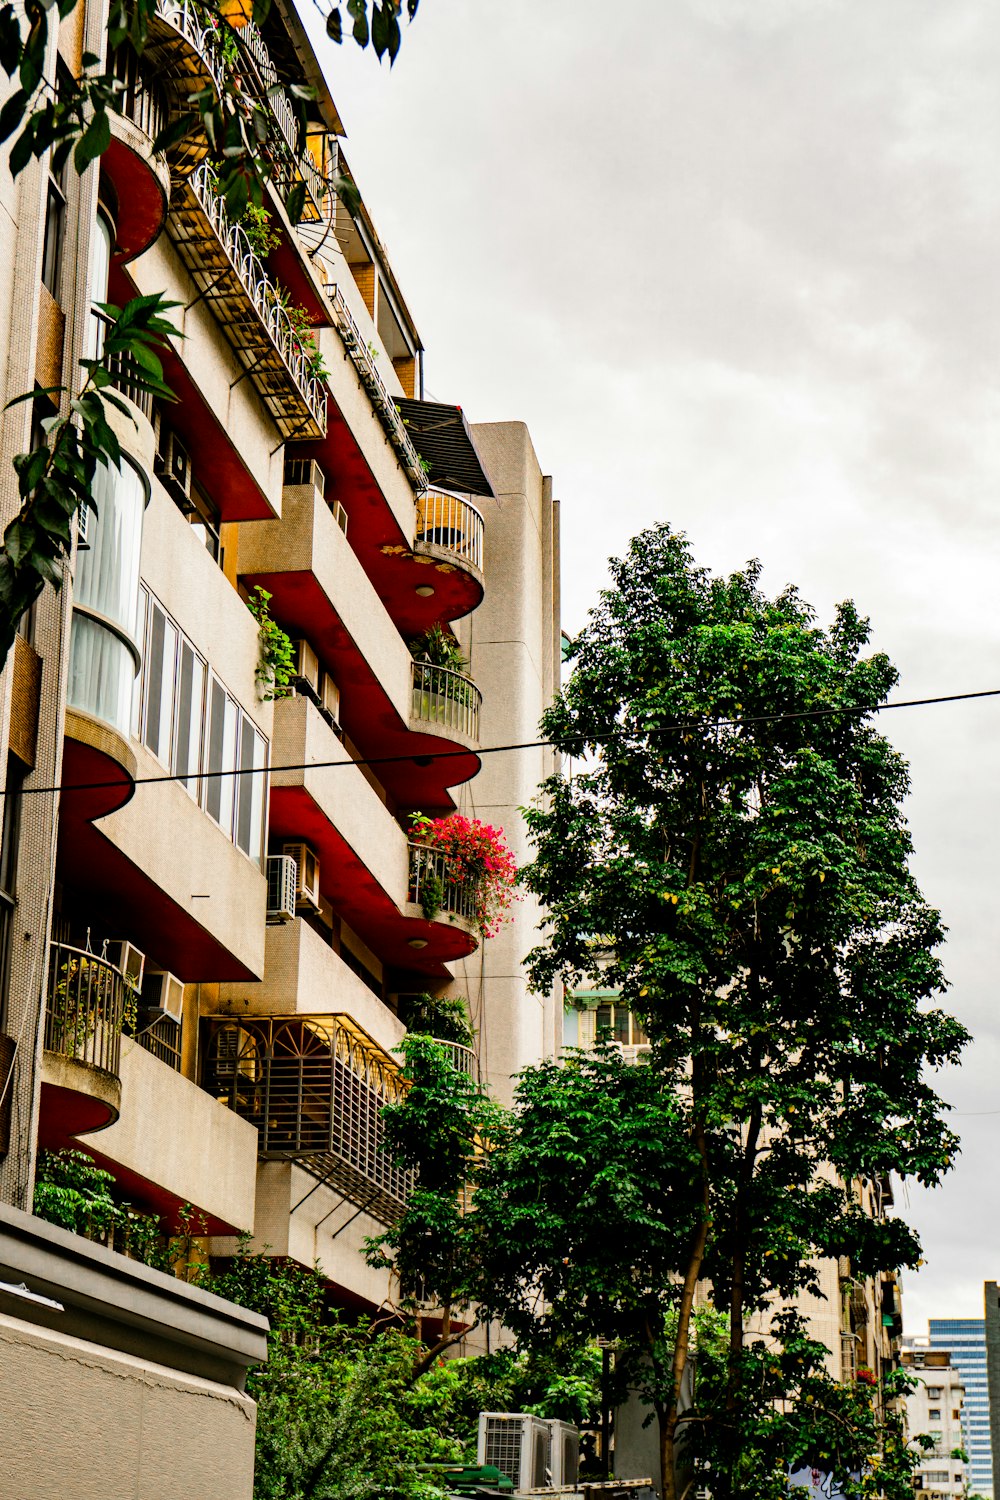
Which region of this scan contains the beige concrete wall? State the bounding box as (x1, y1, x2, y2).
(220, 915, 405, 1056)
(97, 746, 268, 978)
(92, 1037, 258, 1231)
(238, 481, 412, 720)
(271, 693, 408, 906)
(129, 234, 284, 516)
(0, 1308, 256, 1500)
(451, 422, 562, 1104)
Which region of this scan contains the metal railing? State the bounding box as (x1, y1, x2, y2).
(428, 1038, 478, 1080)
(410, 661, 481, 743)
(154, 0, 225, 93)
(137, 1013, 183, 1071)
(203, 1014, 413, 1222)
(189, 163, 327, 427)
(407, 842, 479, 927)
(45, 944, 129, 1077)
(110, 45, 167, 144)
(325, 282, 427, 489)
(415, 491, 484, 573)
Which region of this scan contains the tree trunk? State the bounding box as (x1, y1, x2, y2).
(662, 1120, 711, 1500)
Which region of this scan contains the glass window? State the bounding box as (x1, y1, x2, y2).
(86, 206, 114, 361)
(41, 165, 67, 298)
(173, 639, 206, 796)
(143, 600, 178, 766)
(204, 675, 238, 834)
(235, 718, 266, 864)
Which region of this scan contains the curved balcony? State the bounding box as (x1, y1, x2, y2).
(367, 489, 486, 639)
(104, 48, 170, 261)
(145, 0, 225, 176)
(39, 945, 129, 1139)
(415, 491, 484, 574)
(168, 164, 327, 440)
(409, 662, 481, 748)
(406, 842, 479, 934)
(427, 1038, 478, 1081)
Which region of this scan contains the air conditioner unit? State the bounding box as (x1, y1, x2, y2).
(282, 841, 321, 911)
(266, 853, 298, 924)
(620, 1043, 653, 1066)
(142, 968, 185, 1019)
(330, 499, 349, 536)
(547, 1420, 579, 1488)
(291, 639, 321, 701)
(477, 1413, 550, 1492)
(320, 673, 341, 725)
(156, 430, 192, 502)
(283, 456, 325, 495)
(104, 940, 145, 990)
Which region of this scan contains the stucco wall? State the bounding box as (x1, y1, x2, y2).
(0, 1309, 257, 1500)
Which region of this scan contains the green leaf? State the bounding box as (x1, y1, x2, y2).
(326, 6, 342, 43)
(284, 180, 306, 226)
(73, 107, 111, 172)
(0, 87, 26, 144)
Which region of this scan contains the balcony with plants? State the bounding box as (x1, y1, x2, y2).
(39, 944, 133, 1138)
(408, 626, 481, 752)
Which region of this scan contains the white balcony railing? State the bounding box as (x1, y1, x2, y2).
(326, 282, 427, 489)
(188, 162, 327, 430)
(415, 490, 484, 573)
(410, 661, 481, 744)
(407, 843, 478, 927)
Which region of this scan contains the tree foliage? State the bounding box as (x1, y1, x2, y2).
(506, 524, 966, 1498)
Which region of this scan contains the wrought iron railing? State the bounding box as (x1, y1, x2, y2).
(410, 661, 481, 743)
(325, 282, 427, 488)
(110, 45, 167, 144)
(189, 163, 327, 428)
(44, 943, 130, 1077)
(203, 1014, 412, 1222)
(407, 843, 479, 927)
(153, 0, 225, 91)
(414, 491, 484, 573)
(136, 1013, 183, 1071)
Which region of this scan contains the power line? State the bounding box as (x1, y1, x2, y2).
(8, 683, 1000, 800)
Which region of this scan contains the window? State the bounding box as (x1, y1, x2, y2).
(595, 1003, 648, 1047)
(135, 585, 267, 864)
(929, 1408, 942, 1421)
(926, 1388, 943, 1399)
(0, 757, 24, 1026)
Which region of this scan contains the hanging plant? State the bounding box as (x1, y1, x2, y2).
(410, 812, 518, 938)
(246, 585, 295, 701)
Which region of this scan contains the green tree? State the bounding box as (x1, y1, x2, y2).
(511, 525, 966, 1499)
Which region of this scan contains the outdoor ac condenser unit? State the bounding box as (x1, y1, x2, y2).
(266, 854, 298, 924)
(282, 842, 321, 912)
(330, 499, 349, 536)
(291, 639, 321, 700)
(477, 1413, 550, 1491)
(547, 1420, 580, 1488)
(143, 969, 185, 1020)
(105, 940, 145, 990)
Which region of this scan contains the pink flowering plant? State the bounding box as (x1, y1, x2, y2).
(410, 813, 518, 937)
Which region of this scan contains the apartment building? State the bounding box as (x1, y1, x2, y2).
(902, 1340, 967, 1499)
(0, 1, 560, 1492)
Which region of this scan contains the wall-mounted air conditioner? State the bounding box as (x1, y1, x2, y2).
(620, 1043, 653, 1066)
(330, 499, 349, 536)
(266, 853, 298, 924)
(291, 639, 321, 701)
(320, 673, 341, 729)
(142, 968, 185, 1019)
(156, 430, 192, 502)
(547, 1420, 579, 1488)
(105, 940, 145, 990)
(477, 1413, 550, 1492)
(282, 841, 321, 911)
(283, 456, 325, 496)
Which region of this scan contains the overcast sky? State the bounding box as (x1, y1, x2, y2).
(310, 0, 1000, 1333)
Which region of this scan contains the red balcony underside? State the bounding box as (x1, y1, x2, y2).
(61, 734, 135, 825)
(105, 136, 167, 263)
(57, 815, 259, 984)
(245, 569, 480, 812)
(270, 785, 477, 978)
(299, 408, 483, 637)
(39, 1078, 118, 1141)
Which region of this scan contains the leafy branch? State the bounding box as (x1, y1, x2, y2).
(0, 293, 180, 666)
(246, 584, 295, 700)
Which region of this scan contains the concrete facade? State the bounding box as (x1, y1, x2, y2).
(902, 1341, 967, 1500)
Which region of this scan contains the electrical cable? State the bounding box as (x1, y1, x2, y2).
(6, 683, 1000, 801)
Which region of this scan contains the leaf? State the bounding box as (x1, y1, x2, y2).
(7, 117, 37, 177)
(0, 6, 22, 76)
(151, 113, 196, 155)
(326, 6, 342, 43)
(73, 107, 110, 172)
(371, 0, 387, 58)
(284, 180, 305, 226)
(347, 0, 369, 47)
(0, 87, 25, 144)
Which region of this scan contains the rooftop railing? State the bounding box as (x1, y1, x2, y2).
(410, 661, 481, 744)
(414, 490, 484, 573)
(407, 842, 479, 927)
(45, 944, 130, 1078)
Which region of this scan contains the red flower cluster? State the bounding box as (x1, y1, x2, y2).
(414, 813, 518, 937)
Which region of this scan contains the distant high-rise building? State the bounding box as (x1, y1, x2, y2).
(929, 1318, 992, 1497)
(981, 1283, 1000, 1500)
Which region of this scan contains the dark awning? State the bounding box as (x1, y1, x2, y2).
(395, 399, 496, 499)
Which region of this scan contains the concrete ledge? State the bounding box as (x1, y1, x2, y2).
(0, 1202, 268, 1390)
